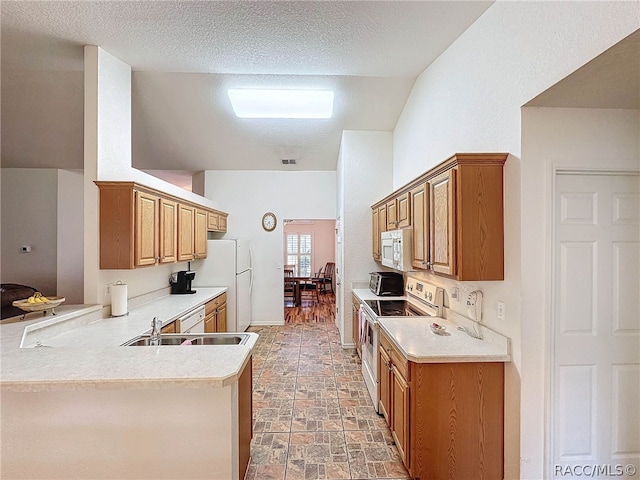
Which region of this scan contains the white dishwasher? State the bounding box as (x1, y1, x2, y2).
(179, 305, 205, 333)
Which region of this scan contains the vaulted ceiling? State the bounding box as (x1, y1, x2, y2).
(0, 0, 494, 176)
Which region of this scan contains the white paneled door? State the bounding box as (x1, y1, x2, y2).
(552, 172, 640, 478)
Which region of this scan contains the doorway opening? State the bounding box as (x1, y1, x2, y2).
(283, 219, 336, 323)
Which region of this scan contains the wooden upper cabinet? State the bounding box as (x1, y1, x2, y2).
(386, 192, 411, 230)
(207, 212, 219, 231)
(410, 182, 429, 270)
(218, 214, 227, 232)
(396, 192, 411, 229)
(194, 209, 208, 259)
(96, 181, 228, 270)
(159, 198, 177, 263)
(386, 199, 398, 230)
(372, 208, 381, 260)
(207, 211, 228, 232)
(177, 204, 195, 261)
(428, 169, 456, 276)
(134, 191, 159, 267)
(371, 153, 507, 280)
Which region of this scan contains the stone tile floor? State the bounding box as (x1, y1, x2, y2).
(246, 323, 411, 480)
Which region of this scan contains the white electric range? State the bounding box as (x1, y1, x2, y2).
(359, 276, 444, 412)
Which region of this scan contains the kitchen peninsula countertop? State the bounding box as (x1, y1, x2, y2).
(0, 288, 258, 392)
(378, 316, 510, 363)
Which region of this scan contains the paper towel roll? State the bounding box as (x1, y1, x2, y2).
(111, 282, 128, 317)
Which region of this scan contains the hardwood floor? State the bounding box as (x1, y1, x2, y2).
(285, 291, 336, 324)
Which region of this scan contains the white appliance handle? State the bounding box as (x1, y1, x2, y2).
(248, 247, 254, 294)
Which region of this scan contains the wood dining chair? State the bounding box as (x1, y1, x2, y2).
(314, 262, 335, 293)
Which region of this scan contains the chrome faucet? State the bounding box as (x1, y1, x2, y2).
(150, 317, 162, 346)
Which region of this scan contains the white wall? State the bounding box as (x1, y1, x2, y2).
(1, 169, 58, 295)
(83, 46, 217, 306)
(203, 170, 336, 325)
(521, 107, 640, 478)
(391, 2, 639, 478)
(337, 131, 393, 345)
(57, 169, 84, 304)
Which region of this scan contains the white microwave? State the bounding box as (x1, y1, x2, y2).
(381, 228, 412, 271)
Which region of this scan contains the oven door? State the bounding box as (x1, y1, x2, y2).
(360, 308, 380, 412)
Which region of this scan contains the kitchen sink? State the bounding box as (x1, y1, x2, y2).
(121, 333, 249, 346)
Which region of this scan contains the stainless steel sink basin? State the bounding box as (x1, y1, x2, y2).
(121, 333, 249, 346)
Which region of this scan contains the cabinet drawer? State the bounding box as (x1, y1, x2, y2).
(380, 331, 409, 380)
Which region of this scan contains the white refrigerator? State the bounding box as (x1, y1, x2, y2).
(192, 239, 253, 332)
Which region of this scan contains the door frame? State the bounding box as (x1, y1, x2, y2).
(546, 166, 640, 476)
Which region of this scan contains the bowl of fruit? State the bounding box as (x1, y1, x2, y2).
(12, 292, 65, 316)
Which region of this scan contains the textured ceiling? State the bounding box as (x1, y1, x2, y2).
(1, 0, 494, 173)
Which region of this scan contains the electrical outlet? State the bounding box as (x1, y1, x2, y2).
(451, 287, 459, 300)
(497, 301, 505, 320)
(105, 284, 111, 297)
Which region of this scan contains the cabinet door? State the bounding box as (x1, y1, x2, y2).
(135, 191, 158, 266)
(392, 365, 410, 466)
(159, 198, 177, 263)
(194, 209, 208, 259)
(161, 321, 177, 334)
(396, 192, 411, 228)
(429, 169, 456, 276)
(410, 183, 429, 270)
(177, 204, 195, 261)
(372, 208, 380, 260)
(218, 214, 228, 232)
(378, 205, 388, 235)
(204, 312, 216, 333)
(386, 199, 398, 230)
(207, 212, 219, 231)
(216, 303, 227, 332)
(378, 346, 391, 423)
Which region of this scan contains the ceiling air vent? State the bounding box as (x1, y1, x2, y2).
(281, 159, 297, 165)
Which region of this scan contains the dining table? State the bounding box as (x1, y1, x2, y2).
(285, 276, 321, 307)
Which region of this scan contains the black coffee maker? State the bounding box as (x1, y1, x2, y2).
(170, 270, 196, 294)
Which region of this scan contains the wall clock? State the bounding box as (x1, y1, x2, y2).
(262, 212, 277, 232)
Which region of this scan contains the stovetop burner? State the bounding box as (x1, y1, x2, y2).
(364, 299, 427, 317)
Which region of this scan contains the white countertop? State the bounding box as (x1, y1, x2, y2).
(0, 288, 258, 392)
(378, 316, 510, 363)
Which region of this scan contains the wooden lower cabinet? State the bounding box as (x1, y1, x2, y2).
(238, 358, 252, 480)
(216, 302, 227, 332)
(379, 331, 504, 480)
(160, 320, 177, 334)
(391, 364, 409, 465)
(205, 293, 228, 333)
(378, 345, 391, 423)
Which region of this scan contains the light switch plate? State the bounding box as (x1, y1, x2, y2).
(497, 301, 505, 320)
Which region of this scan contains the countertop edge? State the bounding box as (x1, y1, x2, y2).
(378, 319, 511, 364)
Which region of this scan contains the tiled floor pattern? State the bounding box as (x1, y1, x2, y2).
(246, 322, 411, 480)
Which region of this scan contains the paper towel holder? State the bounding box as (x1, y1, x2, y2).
(110, 281, 130, 317)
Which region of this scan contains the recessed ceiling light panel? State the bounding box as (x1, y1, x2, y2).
(228, 89, 334, 119)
